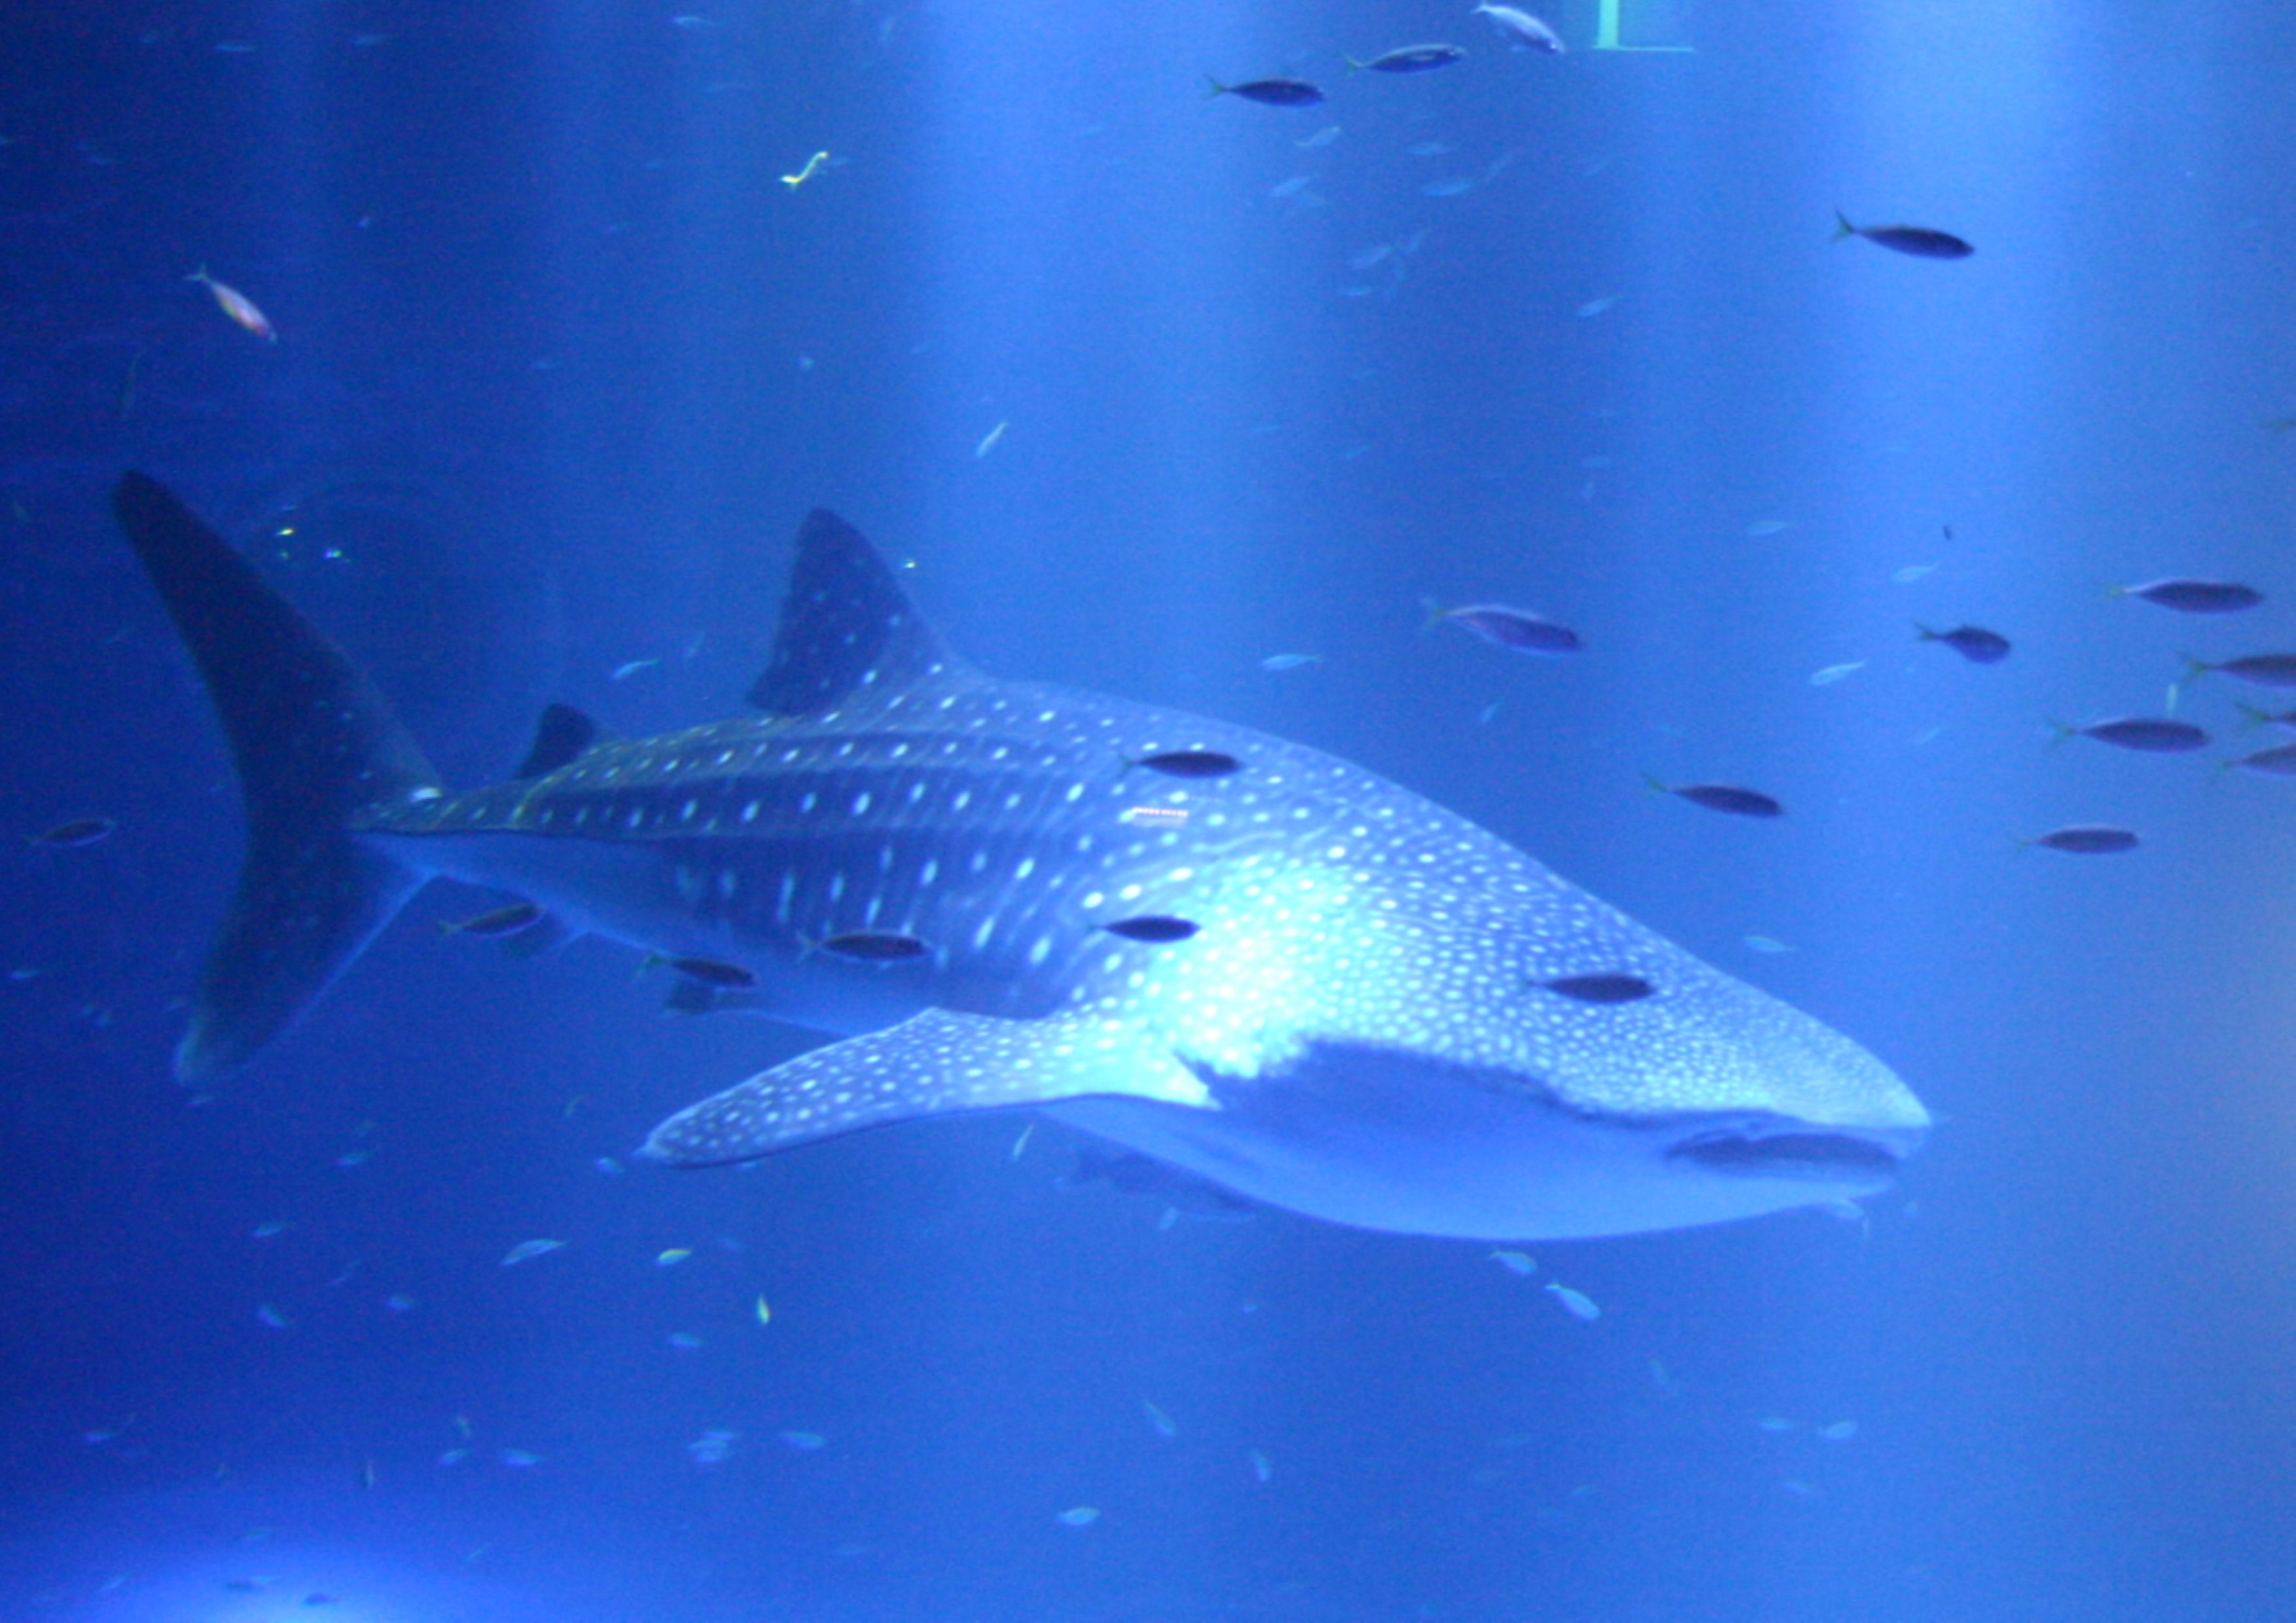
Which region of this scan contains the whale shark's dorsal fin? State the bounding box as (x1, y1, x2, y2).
(747, 509, 968, 716)
(513, 702, 614, 779)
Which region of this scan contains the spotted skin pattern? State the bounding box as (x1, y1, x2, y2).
(119, 488, 1928, 1241)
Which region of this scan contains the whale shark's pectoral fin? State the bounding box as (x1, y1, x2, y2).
(638, 1008, 1212, 1168)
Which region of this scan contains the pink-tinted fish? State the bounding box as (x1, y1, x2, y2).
(1427, 601, 1583, 656)
(187, 265, 277, 342)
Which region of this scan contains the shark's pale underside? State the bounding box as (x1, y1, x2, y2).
(113, 471, 1928, 1241)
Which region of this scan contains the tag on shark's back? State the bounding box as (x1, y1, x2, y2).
(639, 1008, 1211, 1167)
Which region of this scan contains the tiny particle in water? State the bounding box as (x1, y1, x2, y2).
(609, 658, 660, 681)
(1575, 295, 1618, 318)
(779, 1430, 827, 1450)
(1268, 174, 1316, 200)
(1143, 1400, 1178, 1438)
(1249, 1449, 1274, 1482)
(594, 1156, 625, 1175)
(252, 1221, 291, 1240)
(1545, 1281, 1600, 1321)
(1260, 652, 1322, 671)
(755, 1294, 772, 1325)
(497, 1448, 542, 1467)
(1296, 124, 1342, 149)
(1489, 1249, 1535, 1276)
(501, 1238, 567, 1267)
(1756, 1415, 1797, 1433)
(437, 1448, 471, 1467)
(1056, 1505, 1101, 1527)
(384, 1293, 417, 1311)
(975, 420, 1007, 458)
(255, 1304, 291, 1329)
(1893, 562, 1939, 583)
(335, 1148, 371, 1168)
(1744, 520, 1791, 537)
(1422, 175, 1478, 198)
(1818, 1420, 1859, 1441)
(1742, 935, 1791, 954)
(656, 1247, 693, 1266)
(1808, 661, 1865, 687)
(666, 1332, 703, 1349)
(29, 817, 117, 847)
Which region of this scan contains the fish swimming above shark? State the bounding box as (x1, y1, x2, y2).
(111, 471, 1929, 1241)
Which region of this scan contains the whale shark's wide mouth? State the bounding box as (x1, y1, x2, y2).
(1666, 1128, 1906, 1183)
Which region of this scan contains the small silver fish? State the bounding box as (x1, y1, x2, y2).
(1545, 1281, 1600, 1321)
(1473, 3, 1565, 53)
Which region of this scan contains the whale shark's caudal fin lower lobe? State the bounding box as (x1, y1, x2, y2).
(113, 472, 442, 1082)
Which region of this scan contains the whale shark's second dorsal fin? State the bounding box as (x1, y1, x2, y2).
(747, 509, 968, 717)
(513, 703, 615, 779)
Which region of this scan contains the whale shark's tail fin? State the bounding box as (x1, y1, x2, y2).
(113, 472, 442, 1082)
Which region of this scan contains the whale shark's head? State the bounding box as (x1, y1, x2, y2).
(1039, 835, 1930, 1241)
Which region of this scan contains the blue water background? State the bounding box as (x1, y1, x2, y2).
(4, 1, 2295, 1618)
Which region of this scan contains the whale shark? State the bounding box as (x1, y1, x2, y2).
(113, 471, 1928, 1241)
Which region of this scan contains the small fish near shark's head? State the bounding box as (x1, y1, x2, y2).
(113, 470, 1927, 1245)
